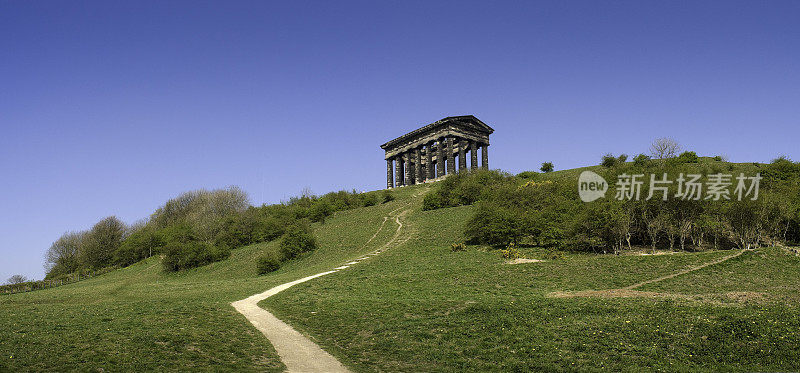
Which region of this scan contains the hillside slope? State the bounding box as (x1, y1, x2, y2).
(2, 173, 800, 372)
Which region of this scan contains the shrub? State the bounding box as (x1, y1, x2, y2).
(162, 241, 230, 272)
(633, 153, 651, 166)
(279, 222, 318, 260)
(677, 151, 699, 163)
(450, 242, 467, 252)
(601, 154, 618, 168)
(540, 162, 554, 173)
(617, 154, 628, 163)
(256, 252, 282, 275)
(310, 200, 334, 223)
(382, 190, 396, 203)
(361, 192, 379, 207)
(500, 243, 521, 259)
(516, 171, 538, 179)
(713, 155, 723, 162)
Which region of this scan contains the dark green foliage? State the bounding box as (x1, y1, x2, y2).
(713, 155, 723, 161)
(382, 190, 396, 203)
(617, 154, 628, 163)
(540, 162, 554, 173)
(279, 222, 319, 260)
(162, 240, 230, 272)
(422, 169, 511, 211)
(256, 252, 282, 275)
(115, 225, 163, 267)
(633, 153, 651, 166)
(79, 216, 126, 270)
(677, 151, 699, 163)
(310, 200, 334, 223)
(601, 153, 618, 168)
(361, 192, 379, 207)
(460, 161, 800, 253)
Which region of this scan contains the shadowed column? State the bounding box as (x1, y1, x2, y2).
(395, 154, 403, 186)
(387, 159, 394, 189)
(481, 143, 489, 169)
(470, 140, 478, 169)
(405, 152, 413, 185)
(446, 137, 455, 174)
(415, 147, 423, 183)
(458, 139, 467, 172)
(436, 139, 445, 177)
(426, 142, 435, 180)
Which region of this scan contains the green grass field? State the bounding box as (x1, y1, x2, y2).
(2, 180, 799, 371)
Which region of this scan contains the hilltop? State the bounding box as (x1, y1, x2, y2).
(2, 159, 800, 372)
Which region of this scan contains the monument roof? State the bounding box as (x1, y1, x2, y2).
(380, 115, 494, 150)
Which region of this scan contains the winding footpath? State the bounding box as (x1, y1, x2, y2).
(232, 201, 415, 373)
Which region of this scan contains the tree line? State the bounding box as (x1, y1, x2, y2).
(45, 186, 394, 280)
(424, 155, 800, 254)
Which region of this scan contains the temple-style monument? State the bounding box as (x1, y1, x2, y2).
(380, 115, 494, 189)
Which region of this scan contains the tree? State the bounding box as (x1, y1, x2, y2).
(79, 216, 126, 270)
(540, 162, 554, 173)
(649, 137, 681, 159)
(6, 274, 28, 285)
(45, 231, 86, 278)
(601, 154, 618, 168)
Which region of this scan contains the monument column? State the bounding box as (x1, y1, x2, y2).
(426, 142, 435, 180)
(436, 139, 445, 177)
(395, 154, 404, 187)
(481, 143, 489, 169)
(446, 137, 455, 174)
(471, 140, 479, 170)
(405, 151, 413, 185)
(387, 158, 394, 189)
(415, 147, 423, 183)
(458, 139, 467, 172)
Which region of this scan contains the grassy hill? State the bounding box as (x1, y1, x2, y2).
(2, 167, 800, 372)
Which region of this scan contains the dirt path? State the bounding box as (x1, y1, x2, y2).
(551, 249, 747, 299)
(232, 194, 421, 372)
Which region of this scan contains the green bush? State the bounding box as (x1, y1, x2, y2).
(361, 192, 379, 207)
(633, 153, 651, 166)
(677, 151, 699, 163)
(500, 243, 521, 259)
(540, 162, 554, 173)
(256, 252, 282, 275)
(601, 154, 618, 168)
(617, 154, 628, 163)
(162, 241, 230, 272)
(713, 155, 723, 161)
(279, 222, 319, 260)
(382, 190, 396, 203)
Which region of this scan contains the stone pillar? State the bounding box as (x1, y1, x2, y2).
(387, 158, 394, 189)
(458, 139, 467, 172)
(426, 142, 435, 180)
(415, 147, 423, 183)
(395, 154, 404, 187)
(436, 139, 445, 177)
(481, 144, 489, 169)
(470, 140, 479, 170)
(446, 137, 455, 174)
(405, 152, 413, 185)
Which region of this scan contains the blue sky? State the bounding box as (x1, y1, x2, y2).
(1, 1, 798, 280)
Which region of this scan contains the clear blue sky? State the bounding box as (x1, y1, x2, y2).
(1, 1, 798, 281)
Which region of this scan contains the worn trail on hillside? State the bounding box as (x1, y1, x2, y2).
(551, 249, 747, 299)
(232, 191, 423, 372)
